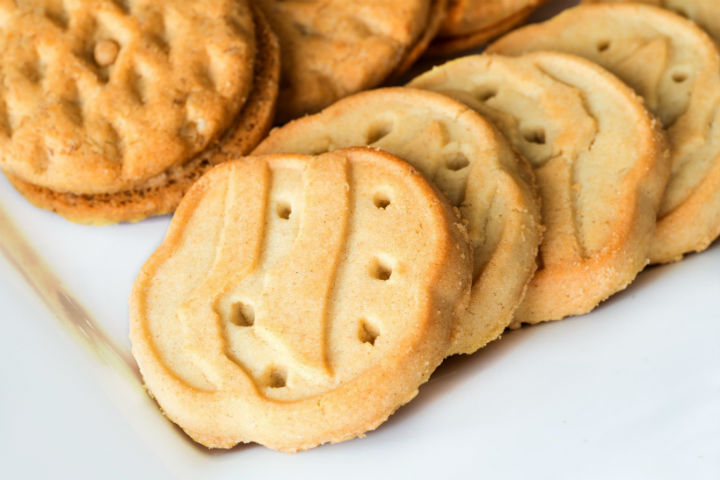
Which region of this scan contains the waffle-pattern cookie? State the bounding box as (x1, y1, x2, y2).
(490, 4, 720, 264)
(584, 0, 720, 45)
(5, 4, 280, 225)
(130, 148, 472, 452)
(429, 0, 547, 55)
(410, 52, 670, 324)
(255, 88, 542, 355)
(0, 0, 256, 194)
(255, 0, 438, 122)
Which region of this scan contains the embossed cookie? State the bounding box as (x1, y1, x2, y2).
(130, 148, 472, 452)
(0, 0, 256, 194)
(255, 0, 442, 122)
(583, 0, 720, 45)
(5, 4, 279, 225)
(429, 0, 548, 55)
(254, 88, 542, 355)
(410, 52, 670, 324)
(489, 4, 720, 264)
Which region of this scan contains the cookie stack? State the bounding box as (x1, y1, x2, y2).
(0, 0, 280, 225)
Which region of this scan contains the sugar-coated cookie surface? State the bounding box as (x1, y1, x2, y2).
(410, 52, 670, 324)
(254, 87, 542, 355)
(584, 0, 720, 45)
(0, 0, 256, 194)
(255, 0, 433, 122)
(130, 148, 472, 452)
(5, 4, 280, 225)
(489, 4, 720, 264)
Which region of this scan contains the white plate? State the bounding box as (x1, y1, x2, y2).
(1, 1, 719, 478)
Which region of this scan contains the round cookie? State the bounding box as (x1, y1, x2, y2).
(5, 5, 280, 225)
(130, 148, 473, 452)
(255, 0, 436, 123)
(429, 0, 548, 55)
(0, 0, 256, 194)
(489, 4, 720, 264)
(583, 0, 720, 45)
(254, 87, 542, 355)
(410, 52, 670, 324)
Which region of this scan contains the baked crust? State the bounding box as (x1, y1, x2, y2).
(129, 148, 472, 451)
(255, 0, 433, 122)
(254, 87, 542, 355)
(411, 52, 671, 323)
(0, 0, 256, 194)
(5, 5, 279, 225)
(490, 4, 720, 264)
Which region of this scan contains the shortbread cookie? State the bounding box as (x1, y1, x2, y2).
(254, 88, 542, 355)
(255, 0, 435, 122)
(583, 0, 720, 45)
(429, 0, 547, 55)
(130, 148, 472, 452)
(410, 52, 670, 324)
(0, 0, 256, 194)
(389, 0, 448, 80)
(490, 4, 720, 263)
(5, 5, 280, 225)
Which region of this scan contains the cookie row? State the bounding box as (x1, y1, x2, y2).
(128, 53, 661, 451)
(131, 2, 720, 452)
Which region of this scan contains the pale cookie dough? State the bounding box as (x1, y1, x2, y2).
(130, 148, 472, 452)
(254, 87, 542, 355)
(490, 4, 720, 264)
(584, 0, 720, 45)
(410, 52, 670, 324)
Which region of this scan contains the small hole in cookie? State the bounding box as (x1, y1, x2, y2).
(476, 88, 497, 102)
(523, 127, 546, 145)
(445, 152, 470, 171)
(276, 202, 292, 220)
(373, 191, 391, 209)
(366, 122, 393, 144)
(672, 71, 688, 83)
(265, 366, 287, 389)
(597, 40, 611, 52)
(369, 257, 392, 281)
(358, 320, 379, 346)
(230, 302, 255, 327)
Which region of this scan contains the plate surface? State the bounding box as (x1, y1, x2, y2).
(1, 1, 719, 478)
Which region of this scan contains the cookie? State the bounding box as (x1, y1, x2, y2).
(129, 148, 472, 452)
(0, 0, 256, 194)
(389, 0, 448, 80)
(429, 0, 547, 55)
(5, 5, 280, 225)
(410, 52, 670, 324)
(583, 0, 720, 45)
(254, 87, 542, 355)
(489, 4, 720, 264)
(255, 0, 436, 122)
